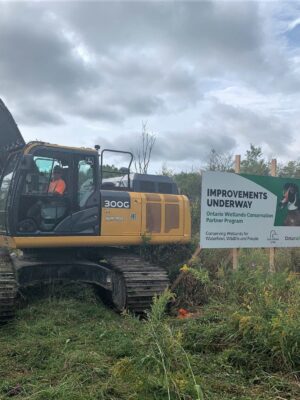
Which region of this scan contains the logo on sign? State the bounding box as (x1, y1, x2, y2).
(268, 230, 279, 243)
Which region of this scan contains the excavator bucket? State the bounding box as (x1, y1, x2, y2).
(0, 99, 25, 175)
(0, 104, 20, 319)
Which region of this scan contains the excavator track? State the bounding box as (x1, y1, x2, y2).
(0, 249, 17, 322)
(105, 252, 169, 313)
(0, 248, 169, 320)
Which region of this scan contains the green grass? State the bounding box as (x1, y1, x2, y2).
(0, 285, 140, 400)
(0, 281, 300, 399)
(179, 304, 300, 399)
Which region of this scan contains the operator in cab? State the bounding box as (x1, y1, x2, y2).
(48, 166, 66, 195)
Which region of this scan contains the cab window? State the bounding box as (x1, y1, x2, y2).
(23, 156, 69, 194)
(78, 157, 96, 208)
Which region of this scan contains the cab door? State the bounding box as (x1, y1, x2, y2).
(71, 154, 100, 234)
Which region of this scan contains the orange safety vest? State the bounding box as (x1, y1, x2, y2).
(48, 178, 66, 195)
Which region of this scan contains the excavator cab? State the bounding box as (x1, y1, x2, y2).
(1, 145, 101, 236)
(18, 148, 100, 235)
(0, 99, 103, 237)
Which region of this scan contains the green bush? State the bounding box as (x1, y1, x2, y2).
(182, 266, 300, 374)
(229, 269, 300, 371)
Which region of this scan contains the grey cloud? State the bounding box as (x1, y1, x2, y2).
(94, 97, 294, 165)
(63, 88, 165, 123)
(58, 2, 261, 58)
(0, 4, 99, 97)
(36, 1, 272, 119)
(94, 133, 142, 154)
(94, 126, 236, 164)
(1, 0, 300, 168)
(153, 131, 236, 162)
(57, 1, 268, 90)
(1, 2, 200, 125)
(120, 95, 165, 116)
(212, 101, 293, 156)
(15, 107, 65, 126)
(94, 52, 200, 111)
(74, 104, 124, 123)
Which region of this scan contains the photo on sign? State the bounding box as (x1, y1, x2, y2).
(242, 175, 300, 227)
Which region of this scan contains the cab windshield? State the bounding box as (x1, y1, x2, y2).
(0, 153, 20, 233)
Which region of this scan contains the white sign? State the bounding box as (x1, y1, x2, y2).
(200, 171, 300, 248)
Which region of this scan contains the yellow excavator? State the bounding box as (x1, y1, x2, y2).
(0, 99, 191, 319)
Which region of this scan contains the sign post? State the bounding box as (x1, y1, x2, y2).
(269, 159, 277, 272)
(233, 155, 241, 270)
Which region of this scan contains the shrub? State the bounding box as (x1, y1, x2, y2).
(182, 267, 300, 374)
(173, 265, 210, 309)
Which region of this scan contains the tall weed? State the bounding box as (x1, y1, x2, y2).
(112, 291, 204, 400)
(183, 266, 300, 374)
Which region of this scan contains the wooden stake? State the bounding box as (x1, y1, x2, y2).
(233, 155, 241, 270)
(171, 247, 202, 291)
(188, 246, 202, 265)
(269, 159, 277, 273)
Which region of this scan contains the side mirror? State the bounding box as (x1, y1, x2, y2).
(20, 154, 34, 170)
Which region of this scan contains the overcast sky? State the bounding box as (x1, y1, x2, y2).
(1, 0, 300, 172)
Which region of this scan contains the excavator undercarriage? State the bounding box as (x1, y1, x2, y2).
(0, 247, 169, 321)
